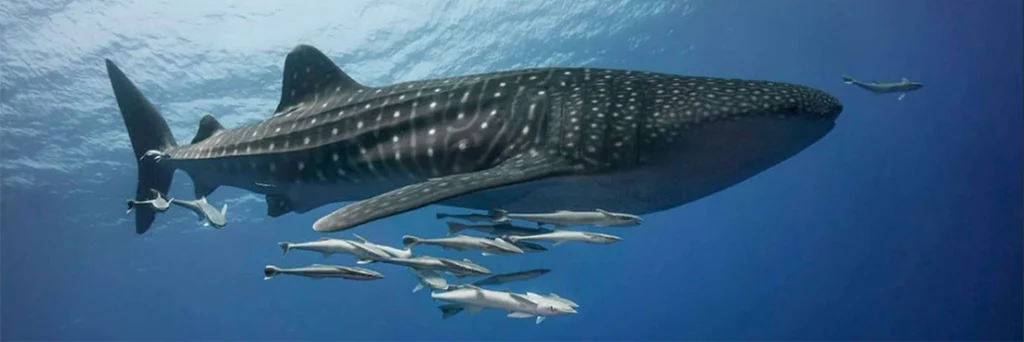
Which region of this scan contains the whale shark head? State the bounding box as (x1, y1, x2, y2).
(557, 73, 846, 211)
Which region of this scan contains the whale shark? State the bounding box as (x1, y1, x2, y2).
(106, 44, 843, 234)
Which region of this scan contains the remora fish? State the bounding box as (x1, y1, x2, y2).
(106, 44, 842, 234)
(490, 208, 642, 228)
(402, 234, 525, 256)
(841, 75, 923, 100)
(126, 188, 173, 214)
(431, 285, 577, 324)
(379, 256, 491, 278)
(410, 268, 450, 293)
(445, 221, 553, 237)
(506, 230, 621, 246)
(472, 268, 551, 287)
(278, 237, 392, 264)
(263, 264, 384, 281)
(169, 196, 228, 228)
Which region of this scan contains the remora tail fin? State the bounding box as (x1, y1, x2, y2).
(106, 59, 178, 235)
(264, 265, 280, 280)
(402, 235, 423, 249)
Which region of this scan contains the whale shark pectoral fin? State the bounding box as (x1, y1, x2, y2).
(274, 44, 366, 115)
(898, 93, 906, 101)
(312, 152, 579, 233)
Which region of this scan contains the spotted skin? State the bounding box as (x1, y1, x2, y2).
(108, 44, 843, 234)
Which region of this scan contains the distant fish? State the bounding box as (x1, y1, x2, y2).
(842, 75, 923, 100)
(263, 264, 384, 281)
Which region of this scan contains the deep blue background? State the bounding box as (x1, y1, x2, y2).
(2, 0, 1021, 340)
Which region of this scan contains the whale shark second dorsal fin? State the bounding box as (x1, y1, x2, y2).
(274, 44, 366, 115)
(901, 77, 910, 83)
(191, 115, 224, 144)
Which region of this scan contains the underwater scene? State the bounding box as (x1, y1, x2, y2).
(1, 0, 1021, 340)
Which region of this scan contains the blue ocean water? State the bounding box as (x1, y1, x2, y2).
(1, 0, 1021, 340)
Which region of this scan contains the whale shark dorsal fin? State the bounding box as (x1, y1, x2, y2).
(352, 233, 369, 243)
(902, 77, 910, 83)
(220, 203, 228, 216)
(190, 115, 224, 144)
(274, 44, 366, 115)
(311, 151, 579, 233)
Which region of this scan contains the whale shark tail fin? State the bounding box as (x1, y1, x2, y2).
(106, 59, 178, 235)
(841, 75, 855, 84)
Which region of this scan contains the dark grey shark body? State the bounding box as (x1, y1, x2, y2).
(107, 44, 843, 234)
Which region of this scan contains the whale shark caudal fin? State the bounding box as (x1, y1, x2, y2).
(278, 242, 291, 255)
(841, 75, 854, 84)
(105, 59, 178, 235)
(312, 151, 580, 233)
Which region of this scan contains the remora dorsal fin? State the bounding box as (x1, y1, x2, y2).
(274, 44, 365, 114)
(312, 151, 580, 233)
(190, 115, 224, 144)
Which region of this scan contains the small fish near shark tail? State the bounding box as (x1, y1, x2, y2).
(106, 59, 178, 235)
(402, 235, 424, 249)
